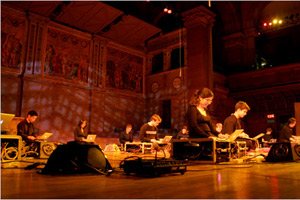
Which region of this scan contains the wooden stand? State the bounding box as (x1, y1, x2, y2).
(124, 142, 153, 154)
(171, 138, 231, 163)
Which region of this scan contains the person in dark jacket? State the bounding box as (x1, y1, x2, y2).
(74, 119, 88, 142)
(279, 117, 297, 142)
(139, 114, 161, 142)
(176, 126, 189, 139)
(119, 124, 133, 146)
(17, 110, 38, 142)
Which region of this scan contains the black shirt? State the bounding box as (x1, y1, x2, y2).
(119, 131, 133, 144)
(17, 119, 35, 140)
(176, 131, 189, 139)
(186, 105, 217, 138)
(74, 127, 88, 141)
(222, 114, 242, 134)
(139, 123, 158, 142)
(263, 134, 273, 142)
(279, 125, 293, 142)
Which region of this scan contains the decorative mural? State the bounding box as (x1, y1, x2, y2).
(45, 28, 90, 82)
(1, 13, 25, 70)
(106, 47, 143, 93)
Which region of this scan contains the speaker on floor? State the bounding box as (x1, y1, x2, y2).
(40, 141, 112, 175)
(39, 142, 56, 158)
(266, 142, 300, 162)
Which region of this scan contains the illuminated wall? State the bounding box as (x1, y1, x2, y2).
(1, 6, 146, 143)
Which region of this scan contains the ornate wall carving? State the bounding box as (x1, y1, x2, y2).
(44, 27, 91, 83)
(106, 46, 143, 93)
(1, 12, 26, 72)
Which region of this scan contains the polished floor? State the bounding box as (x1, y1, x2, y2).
(1, 150, 300, 199)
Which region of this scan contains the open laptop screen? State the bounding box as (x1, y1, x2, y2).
(1, 113, 15, 131)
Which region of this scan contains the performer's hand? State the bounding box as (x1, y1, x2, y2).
(240, 132, 249, 138)
(27, 136, 36, 140)
(218, 133, 229, 139)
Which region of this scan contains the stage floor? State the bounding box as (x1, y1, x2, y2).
(1, 150, 300, 199)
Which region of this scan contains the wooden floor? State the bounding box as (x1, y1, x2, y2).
(1, 150, 300, 199)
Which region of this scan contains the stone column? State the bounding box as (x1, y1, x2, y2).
(182, 5, 215, 100)
(145, 54, 153, 76)
(163, 49, 171, 71)
(26, 13, 49, 75)
(243, 28, 258, 68)
(222, 32, 245, 68)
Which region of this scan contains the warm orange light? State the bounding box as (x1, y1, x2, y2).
(279, 20, 282, 24)
(167, 9, 172, 14)
(163, 8, 168, 13)
(267, 114, 275, 119)
(273, 19, 278, 24)
(269, 22, 272, 26)
(263, 22, 267, 27)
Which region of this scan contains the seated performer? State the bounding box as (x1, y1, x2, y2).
(74, 119, 89, 143)
(139, 114, 161, 143)
(222, 101, 250, 138)
(279, 117, 297, 143)
(119, 124, 133, 149)
(186, 88, 218, 138)
(17, 110, 39, 142)
(176, 126, 189, 139)
(17, 110, 39, 155)
(215, 123, 229, 139)
(222, 101, 254, 150)
(262, 127, 276, 147)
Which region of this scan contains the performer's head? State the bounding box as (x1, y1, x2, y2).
(150, 114, 162, 127)
(126, 124, 132, 133)
(266, 127, 273, 134)
(78, 119, 87, 129)
(287, 117, 296, 128)
(189, 88, 214, 108)
(26, 110, 38, 123)
(216, 123, 223, 133)
(234, 101, 250, 118)
(182, 126, 188, 134)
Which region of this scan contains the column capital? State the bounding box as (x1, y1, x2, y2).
(28, 12, 49, 24)
(222, 32, 245, 48)
(182, 5, 216, 28)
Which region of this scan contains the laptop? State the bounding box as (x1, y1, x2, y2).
(227, 129, 244, 143)
(84, 134, 96, 142)
(1, 113, 15, 131)
(252, 133, 265, 140)
(158, 136, 173, 144)
(35, 132, 52, 141)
